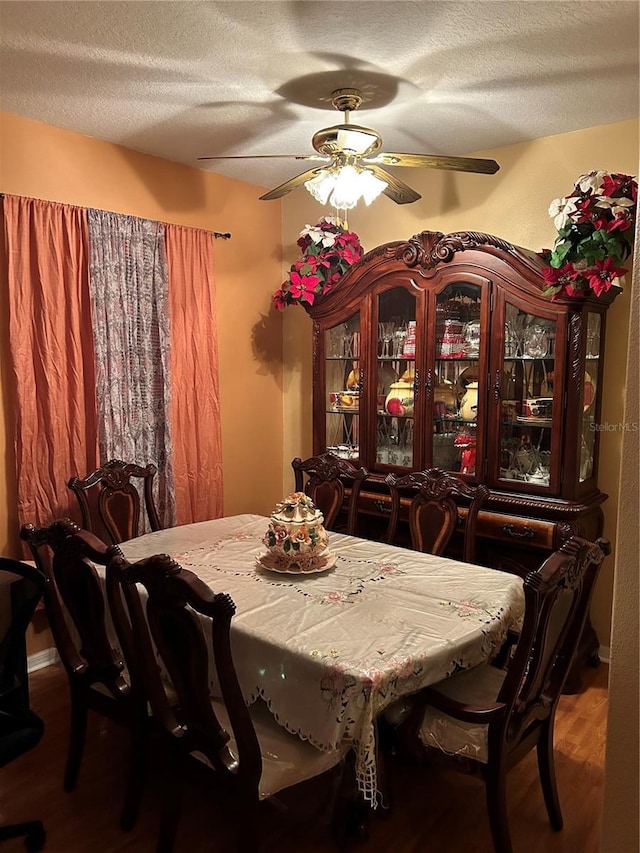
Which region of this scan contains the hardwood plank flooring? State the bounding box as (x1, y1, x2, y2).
(0, 663, 608, 852)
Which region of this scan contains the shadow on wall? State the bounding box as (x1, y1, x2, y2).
(112, 143, 216, 215)
(252, 309, 285, 389)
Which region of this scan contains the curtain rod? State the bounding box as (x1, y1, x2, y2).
(0, 194, 232, 240)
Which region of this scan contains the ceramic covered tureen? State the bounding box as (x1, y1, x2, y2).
(262, 492, 329, 570)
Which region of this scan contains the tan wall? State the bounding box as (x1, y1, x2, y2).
(282, 118, 639, 646)
(0, 110, 285, 555)
(601, 218, 639, 853)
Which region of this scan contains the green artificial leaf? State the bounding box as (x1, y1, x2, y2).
(283, 539, 291, 553)
(542, 284, 563, 297)
(550, 241, 572, 266)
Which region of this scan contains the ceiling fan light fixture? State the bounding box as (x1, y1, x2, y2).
(328, 164, 363, 210)
(358, 168, 388, 205)
(304, 170, 336, 205)
(304, 165, 387, 209)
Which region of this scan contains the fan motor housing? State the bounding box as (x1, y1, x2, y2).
(311, 124, 383, 158)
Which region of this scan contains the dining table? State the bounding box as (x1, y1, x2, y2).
(117, 513, 525, 806)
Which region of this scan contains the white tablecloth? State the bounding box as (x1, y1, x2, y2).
(119, 514, 524, 802)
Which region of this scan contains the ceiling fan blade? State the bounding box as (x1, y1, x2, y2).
(197, 154, 329, 162)
(259, 168, 326, 201)
(367, 165, 421, 205)
(368, 152, 500, 174)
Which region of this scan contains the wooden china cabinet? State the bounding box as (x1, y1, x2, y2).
(306, 230, 620, 688)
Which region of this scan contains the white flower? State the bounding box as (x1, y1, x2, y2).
(576, 171, 609, 195)
(595, 196, 635, 217)
(548, 197, 578, 230)
(299, 221, 339, 248)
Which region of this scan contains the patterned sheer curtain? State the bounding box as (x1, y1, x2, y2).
(86, 210, 176, 529)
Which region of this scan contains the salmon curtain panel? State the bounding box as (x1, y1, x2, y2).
(165, 224, 223, 524)
(3, 194, 223, 531)
(3, 195, 99, 526)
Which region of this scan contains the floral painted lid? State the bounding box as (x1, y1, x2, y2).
(270, 492, 324, 525)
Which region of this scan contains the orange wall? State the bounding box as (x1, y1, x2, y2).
(0, 111, 286, 559)
(282, 118, 639, 647)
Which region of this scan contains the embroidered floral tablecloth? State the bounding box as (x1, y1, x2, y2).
(119, 514, 524, 804)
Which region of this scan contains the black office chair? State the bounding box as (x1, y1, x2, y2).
(0, 557, 47, 851)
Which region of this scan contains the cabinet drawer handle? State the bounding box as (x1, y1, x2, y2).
(374, 500, 392, 514)
(501, 523, 535, 539)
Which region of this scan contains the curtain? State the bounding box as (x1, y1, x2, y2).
(4, 196, 223, 533)
(165, 224, 223, 523)
(4, 195, 99, 527)
(86, 209, 176, 530)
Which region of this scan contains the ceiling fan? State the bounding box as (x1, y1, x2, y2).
(198, 88, 500, 208)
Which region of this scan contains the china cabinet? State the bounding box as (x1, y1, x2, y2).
(306, 230, 620, 687)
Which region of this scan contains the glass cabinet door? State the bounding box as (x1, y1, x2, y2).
(579, 312, 601, 482)
(375, 288, 417, 469)
(324, 311, 361, 461)
(497, 303, 558, 488)
(431, 283, 485, 475)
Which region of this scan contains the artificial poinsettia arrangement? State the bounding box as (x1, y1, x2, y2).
(540, 171, 637, 300)
(273, 216, 364, 310)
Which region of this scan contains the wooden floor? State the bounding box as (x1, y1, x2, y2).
(0, 662, 608, 853)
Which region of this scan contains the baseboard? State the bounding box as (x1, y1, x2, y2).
(599, 645, 610, 664)
(28, 647, 59, 673)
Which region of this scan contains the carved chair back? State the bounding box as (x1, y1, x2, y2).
(20, 518, 152, 829)
(0, 557, 47, 850)
(20, 519, 129, 695)
(68, 459, 161, 546)
(0, 557, 47, 719)
(408, 536, 610, 853)
(292, 452, 368, 536)
(385, 468, 489, 563)
(496, 536, 609, 746)
(108, 552, 262, 795)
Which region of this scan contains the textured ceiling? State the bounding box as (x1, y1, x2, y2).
(1, 1, 638, 195)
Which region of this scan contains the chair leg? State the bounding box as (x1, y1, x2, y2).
(536, 718, 563, 831)
(485, 765, 513, 853)
(64, 689, 88, 792)
(0, 820, 46, 851)
(235, 801, 261, 853)
(120, 723, 149, 831)
(156, 750, 185, 853)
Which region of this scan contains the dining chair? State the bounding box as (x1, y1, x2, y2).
(67, 458, 162, 545)
(108, 550, 348, 853)
(292, 452, 368, 536)
(0, 557, 47, 851)
(399, 536, 610, 853)
(385, 467, 489, 563)
(19, 518, 149, 831)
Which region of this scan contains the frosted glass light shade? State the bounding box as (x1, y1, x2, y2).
(304, 166, 387, 209)
(304, 171, 336, 205)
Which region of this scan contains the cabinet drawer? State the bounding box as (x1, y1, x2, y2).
(476, 512, 555, 550)
(359, 491, 394, 518)
(357, 490, 555, 551)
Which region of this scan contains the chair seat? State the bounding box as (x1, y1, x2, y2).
(419, 664, 506, 764)
(207, 697, 348, 799)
